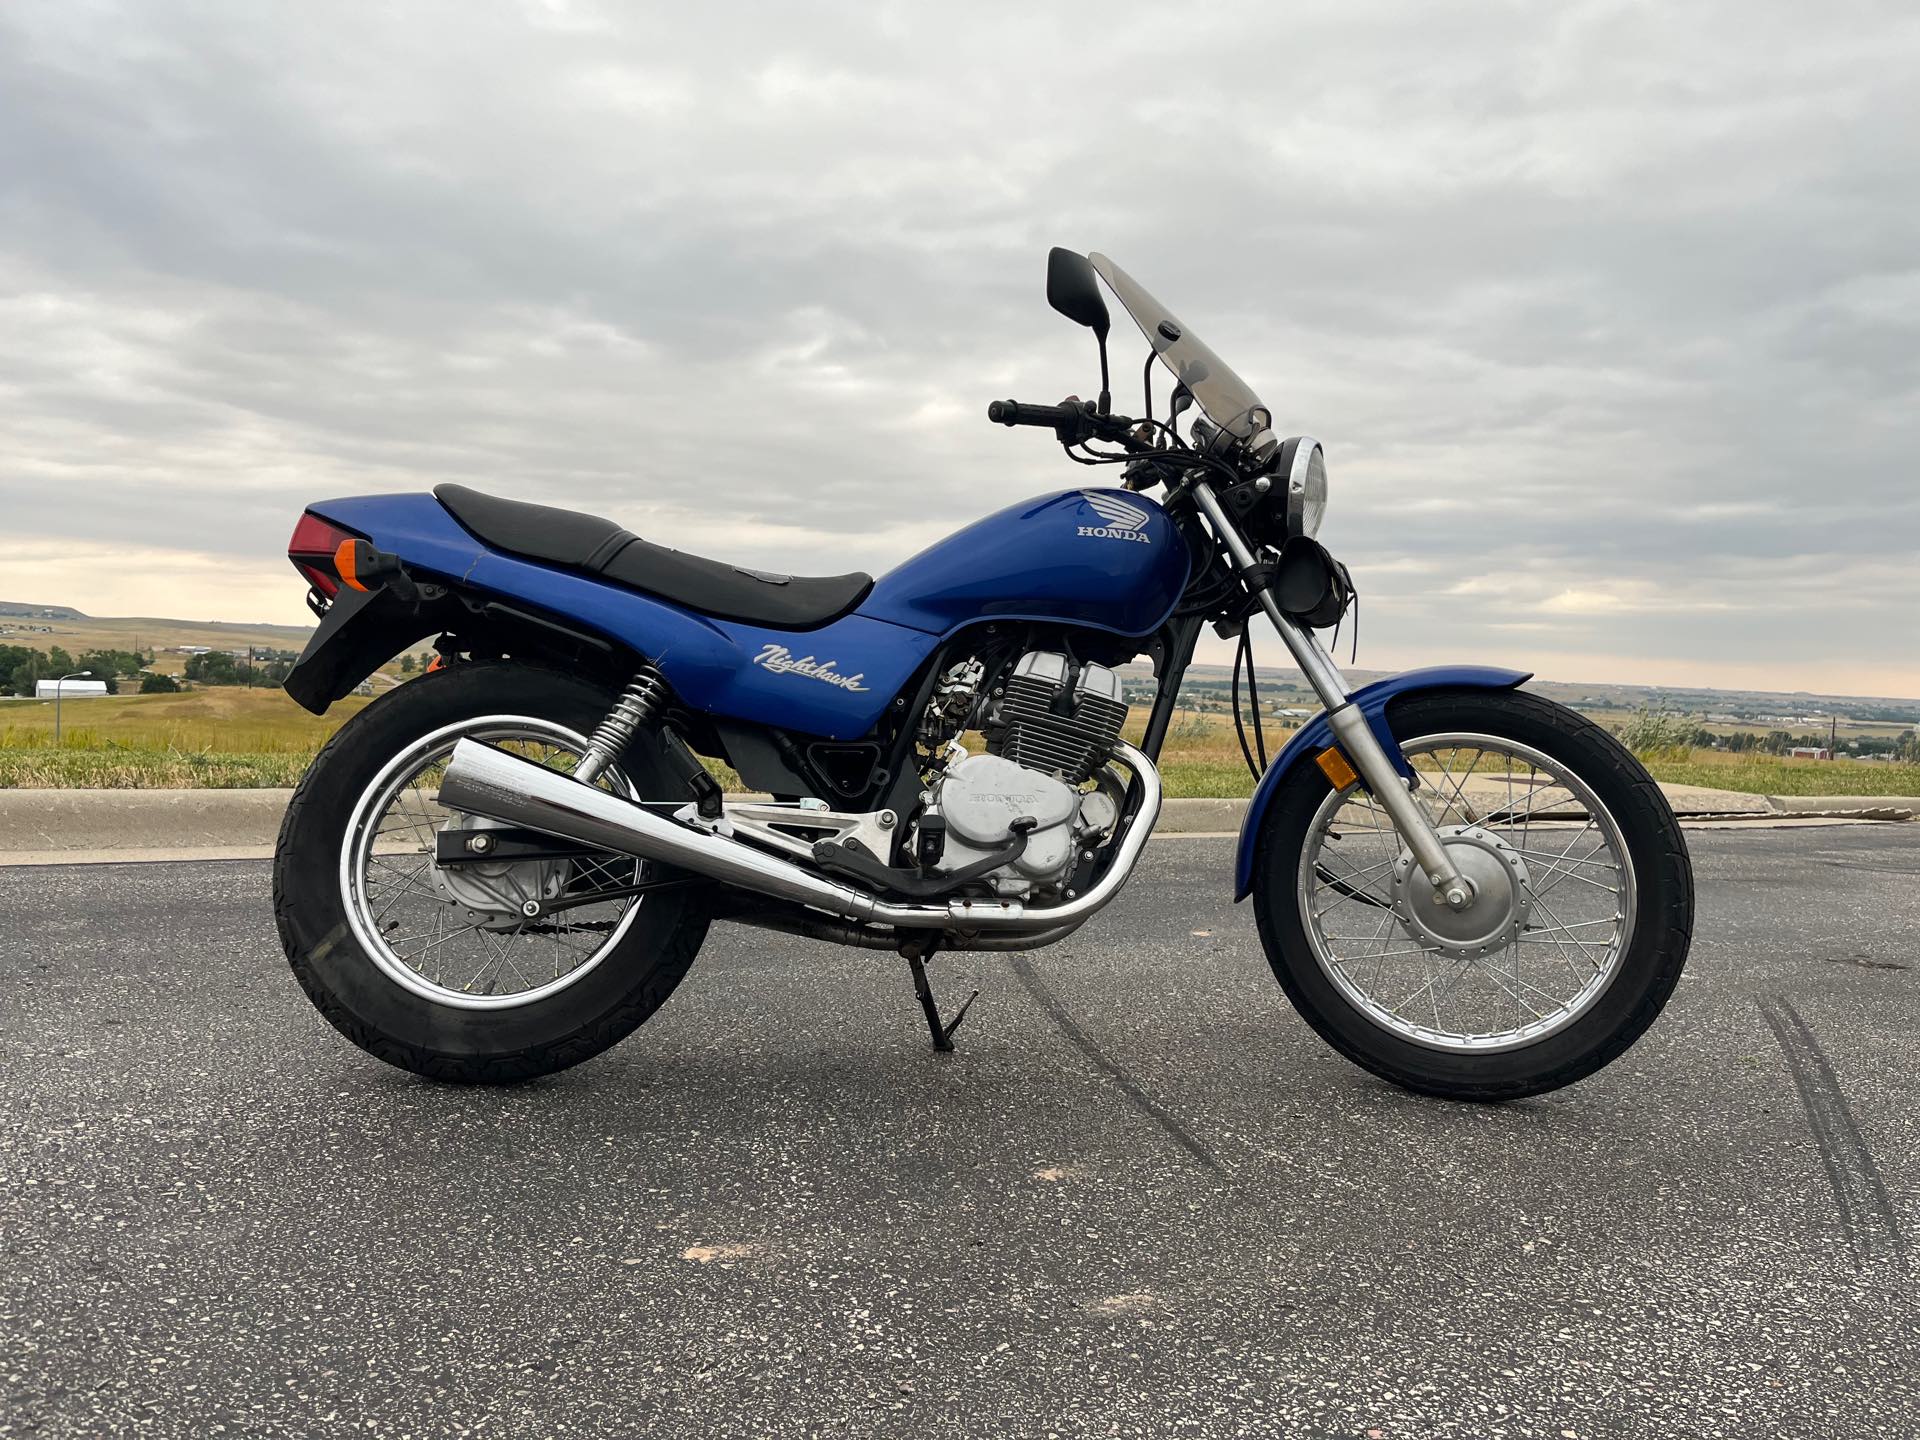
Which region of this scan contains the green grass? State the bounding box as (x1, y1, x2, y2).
(1641, 756, 1920, 797)
(0, 749, 315, 788)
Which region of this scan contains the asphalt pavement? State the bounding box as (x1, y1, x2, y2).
(2, 829, 1916, 1438)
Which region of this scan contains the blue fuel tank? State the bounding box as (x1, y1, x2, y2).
(861, 488, 1189, 638)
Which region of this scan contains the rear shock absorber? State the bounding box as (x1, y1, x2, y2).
(575, 664, 670, 785)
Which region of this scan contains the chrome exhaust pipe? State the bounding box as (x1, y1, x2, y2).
(437, 736, 895, 924)
(436, 738, 1161, 935)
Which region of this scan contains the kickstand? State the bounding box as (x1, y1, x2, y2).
(900, 936, 978, 1053)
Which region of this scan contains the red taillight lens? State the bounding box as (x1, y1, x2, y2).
(287, 511, 358, 600)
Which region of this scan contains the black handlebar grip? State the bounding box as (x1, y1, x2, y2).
(988, 399, 1077, 428)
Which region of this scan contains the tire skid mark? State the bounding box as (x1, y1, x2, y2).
(1758, 995, 1906, 1269)
(1010, 955, 1226, 1177)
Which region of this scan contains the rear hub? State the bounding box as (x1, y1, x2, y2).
(428, 815, 567, 930)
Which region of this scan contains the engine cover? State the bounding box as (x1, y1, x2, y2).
(932, 752, 1084, 897)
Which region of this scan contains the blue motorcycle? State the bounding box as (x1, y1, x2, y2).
(273, 249, 1693, 1099)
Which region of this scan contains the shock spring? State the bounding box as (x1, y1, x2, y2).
(575, 664, 670, 784)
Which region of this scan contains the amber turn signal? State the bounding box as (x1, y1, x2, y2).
(1314, 746, 1359, 790)
(333, 539, 370, 591)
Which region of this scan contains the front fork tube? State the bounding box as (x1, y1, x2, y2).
(1189, 480, 1472, 909)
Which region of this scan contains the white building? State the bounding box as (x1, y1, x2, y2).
(35, 679, 109, 699)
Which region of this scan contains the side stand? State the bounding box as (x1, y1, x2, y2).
(900, 936, 978, 1053)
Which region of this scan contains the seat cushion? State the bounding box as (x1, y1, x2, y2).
(435, 484, 873, 630)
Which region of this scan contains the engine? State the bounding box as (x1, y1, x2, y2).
(916, 651, 1130, 898)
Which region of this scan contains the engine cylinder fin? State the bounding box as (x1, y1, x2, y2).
(992, 669, 1129, 785)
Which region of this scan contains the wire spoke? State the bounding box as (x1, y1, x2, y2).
(345, 722, 639, 1004)
(1303, 729, 1635, 1050)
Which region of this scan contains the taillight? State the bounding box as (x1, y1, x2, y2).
(287, 511, 359, 603)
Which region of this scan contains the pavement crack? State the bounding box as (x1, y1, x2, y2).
(1009, 954, 1226, 1177)
(1757, 994, 1906, 1269)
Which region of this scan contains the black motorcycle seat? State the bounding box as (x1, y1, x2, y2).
(434, 484, 874, 630)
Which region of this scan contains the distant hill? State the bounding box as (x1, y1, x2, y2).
(1138, 663, 1920, 728)
(0, 601, 87, 620)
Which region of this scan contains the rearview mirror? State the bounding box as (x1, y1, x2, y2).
(1047, 248, 1110, 337)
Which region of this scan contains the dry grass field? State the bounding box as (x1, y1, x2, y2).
(3, 686, 1916, 797)
(0, 689, 372, 787)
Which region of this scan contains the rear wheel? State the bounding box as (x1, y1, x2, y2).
(1251, 688, 1693, 1100)
(273, 662, 708, 1082)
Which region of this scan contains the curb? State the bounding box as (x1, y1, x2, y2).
(1766, 794, 1920, 821)
(0, 788, 296, 854)
(0, 786, 1911, 861)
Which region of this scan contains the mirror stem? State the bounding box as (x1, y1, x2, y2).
(1096, 333, 1111, 415)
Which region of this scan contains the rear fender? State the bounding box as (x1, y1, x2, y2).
(1231, 666, 1531, 900)
(282, 581, 444, 714)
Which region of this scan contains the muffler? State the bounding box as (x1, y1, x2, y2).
(435, 737, 1160, 934)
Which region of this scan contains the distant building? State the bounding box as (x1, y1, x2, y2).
(35, 679, 108, 699)
(1789, 746, 1832, 761)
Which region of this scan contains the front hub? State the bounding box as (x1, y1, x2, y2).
(1390, 825, 1531, 959)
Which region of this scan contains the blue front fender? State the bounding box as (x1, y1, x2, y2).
(1230, 665, 1532, 900)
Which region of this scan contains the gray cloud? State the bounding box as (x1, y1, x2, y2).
(1, 0, 1916, 693)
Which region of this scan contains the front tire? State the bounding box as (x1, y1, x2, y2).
(273, 662, 709, 1082)
(1251, 688, 1693, 1100)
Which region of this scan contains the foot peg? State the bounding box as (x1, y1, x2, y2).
(901, 938, 978, 1053)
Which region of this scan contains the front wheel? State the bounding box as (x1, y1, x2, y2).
(1251, 688, 1693, 1101)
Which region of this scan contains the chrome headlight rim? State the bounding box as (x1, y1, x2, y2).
(1278, 435, 1327, 538)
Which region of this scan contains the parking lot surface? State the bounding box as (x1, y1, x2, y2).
(3, 828, 1916, 1438)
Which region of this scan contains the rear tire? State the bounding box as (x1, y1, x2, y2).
(273, 662, 709, 1082)
(1251, 688, 1693, 1100)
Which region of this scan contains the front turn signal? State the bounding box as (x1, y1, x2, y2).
(1315, 747, 1359, 791)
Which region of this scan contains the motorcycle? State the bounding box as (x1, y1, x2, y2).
(272, 248, 1693, 1099)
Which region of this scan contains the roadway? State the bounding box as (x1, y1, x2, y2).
(2, 827, 1916, 1437)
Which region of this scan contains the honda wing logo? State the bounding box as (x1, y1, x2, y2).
(1078, 491, 1152, 544)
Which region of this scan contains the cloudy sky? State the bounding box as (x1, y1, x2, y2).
(3, 1, 1916, 696)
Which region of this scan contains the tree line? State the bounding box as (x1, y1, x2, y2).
(0, 643, 301, 697)
(1617, 707, 1920, 762)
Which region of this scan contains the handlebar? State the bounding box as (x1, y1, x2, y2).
(987, 399, 1083, 429)
(987, 398, 1149, 454)
(987, 394, 1264, 490)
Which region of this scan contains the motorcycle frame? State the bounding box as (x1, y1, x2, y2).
(285, 476, 1481, 917)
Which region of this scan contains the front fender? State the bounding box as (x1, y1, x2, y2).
(1230, 665, 1531, 900)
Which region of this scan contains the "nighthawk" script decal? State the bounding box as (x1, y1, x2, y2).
(753, 644, 871, 692)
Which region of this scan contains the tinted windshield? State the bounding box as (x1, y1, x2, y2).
(1090, 253, 1268, 439)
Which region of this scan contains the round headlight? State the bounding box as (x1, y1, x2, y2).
(1280, 436, 1327, 537)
